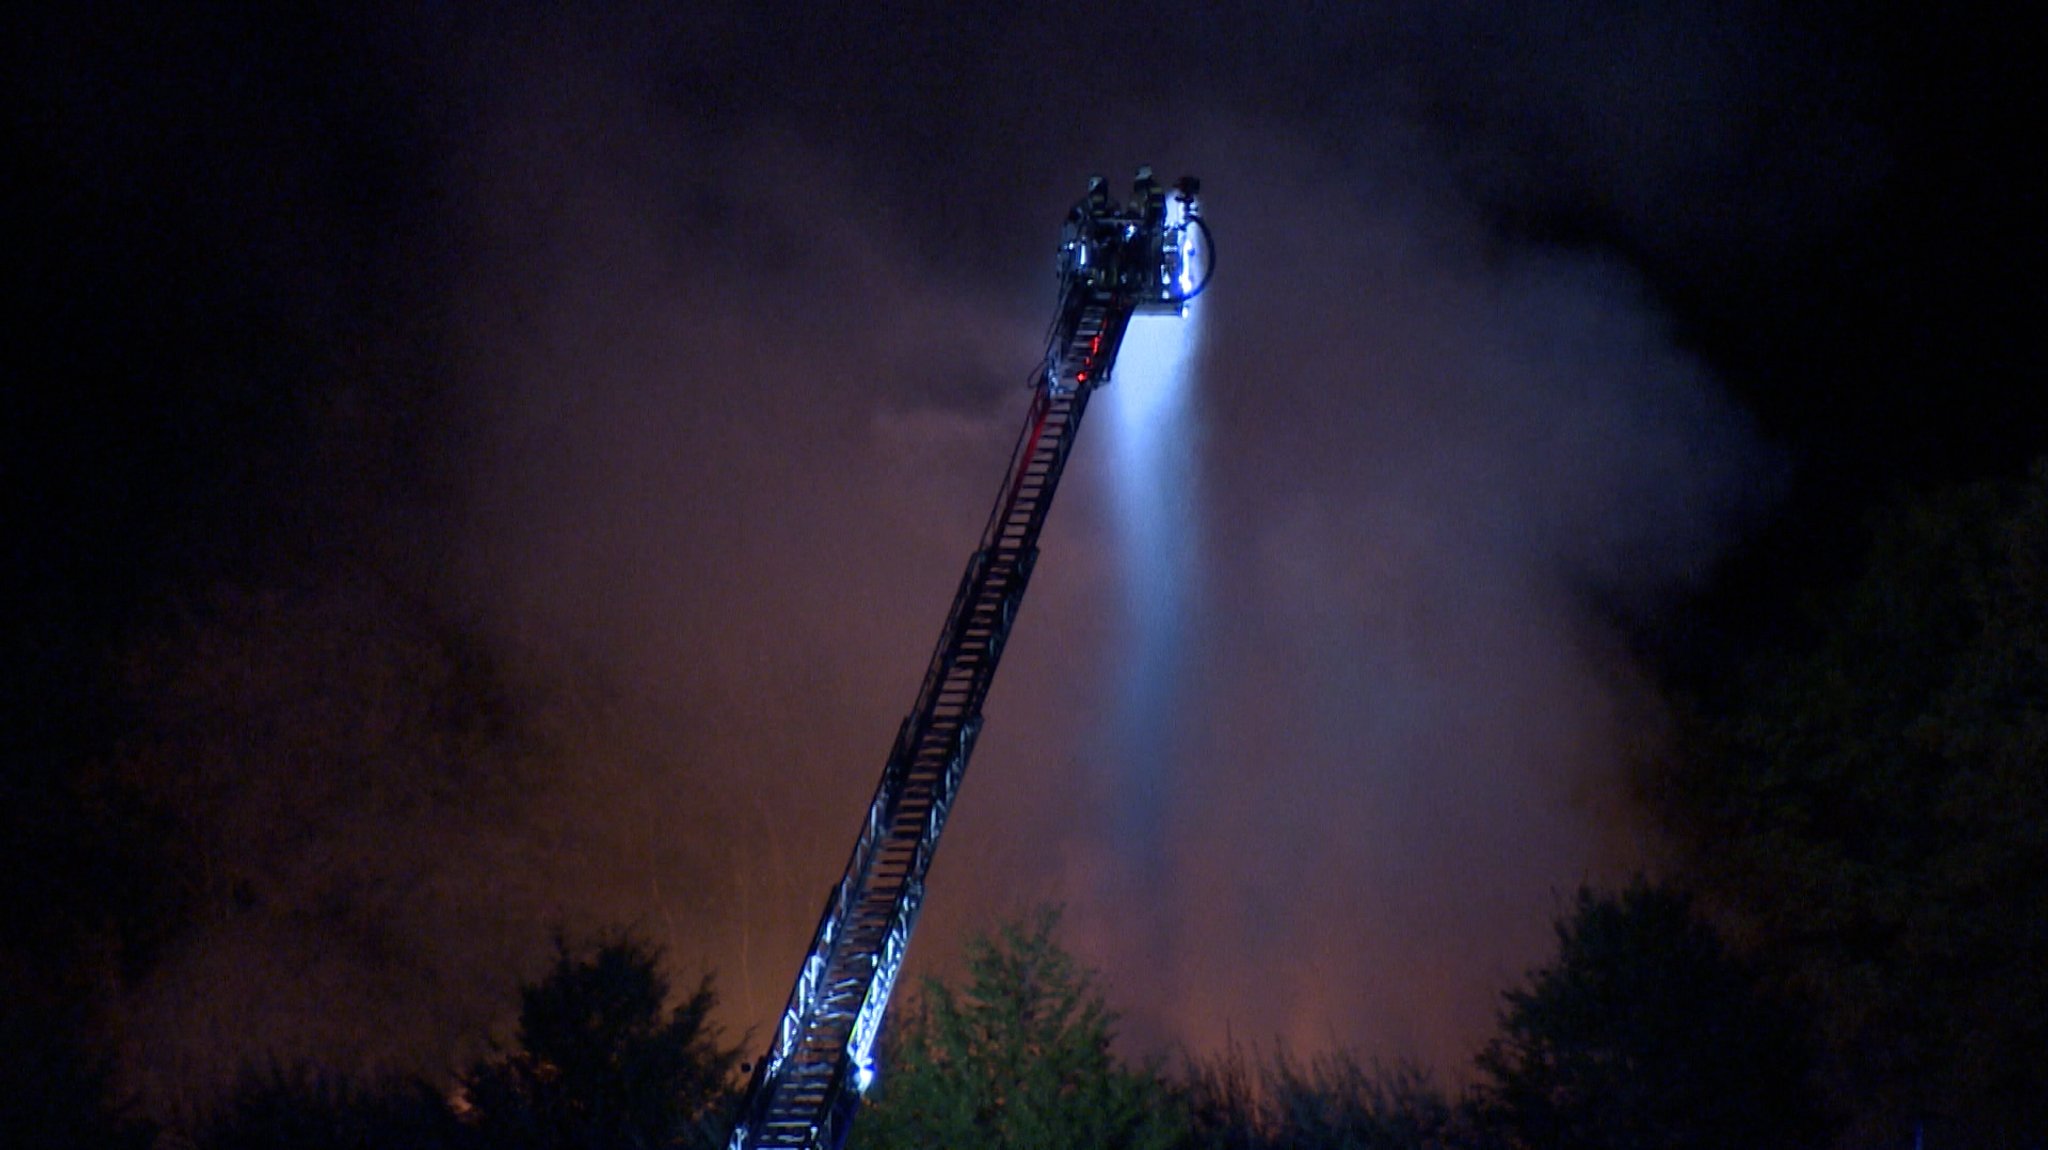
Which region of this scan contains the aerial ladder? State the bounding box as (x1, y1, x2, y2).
(727, 169, 1213, 1150)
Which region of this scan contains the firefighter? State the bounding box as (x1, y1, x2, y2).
(1129, 166, 1168, 293)
(1065, 174, 1115, 237)
(1083, 172, 1115, 217)
(1132, 165, 1166, 229)
(1063, 174, 1117, 285)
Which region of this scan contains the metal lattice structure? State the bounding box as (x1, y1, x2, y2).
(728, 172, 1210, 1150)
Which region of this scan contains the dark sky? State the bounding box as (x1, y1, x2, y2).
(8, 0, 2046, 1114)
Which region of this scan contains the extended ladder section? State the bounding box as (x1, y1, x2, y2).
(729, 175, 1208, 1150)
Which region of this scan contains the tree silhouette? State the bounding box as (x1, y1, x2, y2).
(1181, 1044, 1462, 1150)
(1652, 463, 2048, 1144)
(0, 984, 155, 1150)
(461, 934, 739, 1150)
(193, 1062, 460, 1150)
(850, 908, 1181, 1150)
(1470, 882, 1821, 1150)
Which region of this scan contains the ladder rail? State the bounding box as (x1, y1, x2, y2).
(729, 180, 1202, 1150)
(729, 380, 1098, 1150)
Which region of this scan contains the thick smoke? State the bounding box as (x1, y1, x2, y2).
(444, 12, 1778, 1079)
(104, 0, 1830, 1107)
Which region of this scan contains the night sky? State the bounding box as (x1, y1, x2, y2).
(8, 0, 2046, 1117)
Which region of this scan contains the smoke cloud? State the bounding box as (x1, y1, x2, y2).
(439, 14, 1778, 1078)
(101, 0, 1828, 1107)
